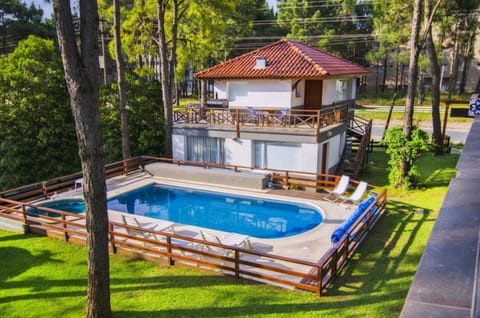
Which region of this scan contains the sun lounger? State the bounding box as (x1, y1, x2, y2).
(324, 175, 350, 202)
(200, 230, 252, 255)
(121, 215, 174, 240)
(337, 181, 368, 205)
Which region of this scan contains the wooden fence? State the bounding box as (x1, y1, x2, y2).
(0, 157, 387, 295)
(173, 103, 351, 142)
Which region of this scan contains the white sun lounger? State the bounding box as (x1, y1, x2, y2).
(121, 215, 174, 240)
(324, 175, 350, 202)
(200, 230, 252, 255)
(337, 181, 368, 205)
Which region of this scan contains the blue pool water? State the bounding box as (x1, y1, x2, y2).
(35, 184, 323, 238)
(30, 198, 86, 216)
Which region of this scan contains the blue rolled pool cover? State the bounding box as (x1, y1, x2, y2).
(330, 195, 376, 244)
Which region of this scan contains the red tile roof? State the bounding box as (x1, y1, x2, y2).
(195, 40, 370, 80)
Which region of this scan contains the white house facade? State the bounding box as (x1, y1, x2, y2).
(172, 40, 369, 177)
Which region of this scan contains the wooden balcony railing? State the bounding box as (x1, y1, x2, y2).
(173, 102, 351, 141)
(0, 156, 387, 295)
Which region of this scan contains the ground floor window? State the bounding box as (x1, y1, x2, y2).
(254, 141, 301, 171)
(186, 136, 225, 164)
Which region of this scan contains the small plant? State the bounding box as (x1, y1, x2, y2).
(382, 127, 431, 189)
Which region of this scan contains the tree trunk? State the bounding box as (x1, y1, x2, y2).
(459, 33, 475, 94)
(402, 0, 422, 177)
(381, 53, 388, 92)
(425, 0, 443, 155)
(449, 29, 460, 98)
(113, 0, 131, 161)
(52, 1, 111, 317)
(200, 80, 207, 107)
(156, 0, 175, 158)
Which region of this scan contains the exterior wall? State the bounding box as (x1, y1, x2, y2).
(291, 79, 305, 107)
(247, 80, 291, 108)
(213, 79, 293, 108)
(323, 79, 337, 105)
(172, 130, 345, 175)
(317, 133, 344, 174)
(298, 143, 319, 173)
(213, 81, 227, 99)
(322, 78, 356, 105)
(224, 138, 252, 167)
(214, 77, 358, 108)
(326, 134, 343, 171)
(172, 134, 186, 160)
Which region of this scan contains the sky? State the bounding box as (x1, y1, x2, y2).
(28, 0, 53, 19)
(28, 0, 277, 20)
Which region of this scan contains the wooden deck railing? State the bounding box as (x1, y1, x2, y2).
(0, 156, 387, 295)
(173, 103, 350, 141)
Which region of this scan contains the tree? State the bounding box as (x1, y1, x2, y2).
(424, 0, 443, 155)
(100, 75, 165, 163)
(224, 0, 283, 58)
(0, 36, 79, 190)
(401, 0, 421, 183)
(52, 1, 111, 317)
(154, 0, 235, 156)
(113, 0, 131, 161)
(0, 0, 54, 55)
(372, 0, 412, 92)
(277, 0, 374, 65)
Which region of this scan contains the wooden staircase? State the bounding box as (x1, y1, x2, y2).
(337, 115, 372, 178)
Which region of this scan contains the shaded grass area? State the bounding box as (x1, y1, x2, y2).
(0, 150, 459, 317)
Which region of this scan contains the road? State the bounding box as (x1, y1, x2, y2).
(371, 125, 469, 143)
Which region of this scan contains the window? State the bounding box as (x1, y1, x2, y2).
(255, 141, 301, 171)
(228, 82, 248, 103)
(186, 136, 225, 164)
(336, 79, 352, 101)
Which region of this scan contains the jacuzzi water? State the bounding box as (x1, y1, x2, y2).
(35, 183, 323, 238)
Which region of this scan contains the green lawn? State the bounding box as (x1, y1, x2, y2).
(0, 150, 459, 317)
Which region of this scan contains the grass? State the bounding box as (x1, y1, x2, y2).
(356, 91, 475, 124)
(0, 149, 459, 317)
(357, 91, 473, 106)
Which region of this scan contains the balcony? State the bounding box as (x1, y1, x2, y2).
(173, 101, 352, 142)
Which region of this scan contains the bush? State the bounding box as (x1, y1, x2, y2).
(382, 127, 430, 189)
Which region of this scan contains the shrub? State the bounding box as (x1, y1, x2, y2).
(382, 127, 431, 189)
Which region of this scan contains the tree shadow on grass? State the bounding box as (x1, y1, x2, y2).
(324, 200, 433, 299)
(0, 234, 62, 283)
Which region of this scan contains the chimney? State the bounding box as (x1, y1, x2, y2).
(255, 56, 267, 69)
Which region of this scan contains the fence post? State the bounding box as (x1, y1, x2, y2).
(21, 204, 29, 233)
(236, 109, 240, 138)
(62, 214, 69, 242)
(167, 236, 174, 265)
(109, 223, 117, 254)
(234, 250, 240, 278)
(317, 265, 323, 296)
(41, 182, 48, 198)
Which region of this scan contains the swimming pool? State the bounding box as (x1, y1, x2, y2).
(35, 184, 324, 238)
(30, 198, 86, 216)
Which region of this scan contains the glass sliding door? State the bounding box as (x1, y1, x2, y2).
(186, 136, 225, 164)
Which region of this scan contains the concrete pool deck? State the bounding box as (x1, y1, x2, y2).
(55, 171, 358, 264)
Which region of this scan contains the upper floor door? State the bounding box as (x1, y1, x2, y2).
(304, 80, 323, 110)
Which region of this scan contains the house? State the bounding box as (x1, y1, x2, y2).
(172, 40, 370, 177)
